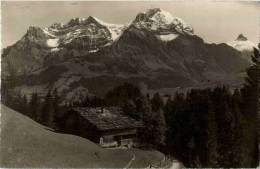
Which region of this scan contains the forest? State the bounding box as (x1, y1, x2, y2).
(1, 49, 259, 168)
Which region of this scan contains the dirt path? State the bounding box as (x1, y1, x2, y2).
(163, 159, 182, 169)
(124, 150, 136, 168)
(169, 162, 181, 169)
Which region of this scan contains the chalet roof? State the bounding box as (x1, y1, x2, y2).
(73, 107, 144, 131)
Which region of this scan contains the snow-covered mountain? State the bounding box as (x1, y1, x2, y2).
(227, 34, 257, 52)
(132, 8, 193, 36)
(131, 8, 193, 42)
(2, 8, 251, 101)
(26, 8, 193, 52)
(2, 8, 195, 76)
(227, 34, 257, 63)
(31, 16, 125, 52)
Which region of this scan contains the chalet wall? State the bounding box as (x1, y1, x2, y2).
(100, 128, 137, 137)
(60, 110, 101, 143)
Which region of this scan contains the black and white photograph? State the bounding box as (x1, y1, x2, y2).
(0, 1, 259, 168)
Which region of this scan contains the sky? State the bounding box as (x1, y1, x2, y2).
(1, 1, 259, 48)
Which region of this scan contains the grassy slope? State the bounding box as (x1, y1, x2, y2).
(0, 105, 132, 168)
(0, 105, 164, 168)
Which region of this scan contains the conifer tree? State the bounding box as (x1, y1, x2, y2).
(42, 90, 54, 127)
(82, 95, 90, 107)
(52, 88, 60, 128)
(153, 108, 167, 147)
(150, 92, 164, 111)
(123, 99, 137, 119)
(13, 90, 23, 112)
(22, 95, 28, 115)
(29, 92, 41, 122)
(139, 101, 155, 146)
(69, 101, 73, 108)
(207, 111, 219, 167)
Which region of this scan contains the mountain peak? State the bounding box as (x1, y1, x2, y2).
(236, 34, 247, 41)
(67, 17, 81, 27)
(64, 16, 107, 28)
(86, 16, 106, 26)
(145, 8, 162, 16)
(227, 34, 257, 53)
(132, 8, 194, 35)
(50, 22, 64, 29)
(147, 8, 161, 12)
(86, 15, 96, 21)
(26, 26, 46, 39)
(134, 8, 172, 23)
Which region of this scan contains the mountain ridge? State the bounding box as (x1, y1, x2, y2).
(2, 8, 252, 101)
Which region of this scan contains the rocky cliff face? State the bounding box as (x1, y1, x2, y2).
(2, 8, 252, 100)
(2, 26, 51, 76)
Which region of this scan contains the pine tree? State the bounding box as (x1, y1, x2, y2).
(52, 88, 60, 128)
(165, 92, 186, 154)
(139, 101, 155, 146)
(13, 90, 23, 112)
(69, 101, 73, 108)
(153, 108, 167, 147)
(150, 92, 164, 112)
(123, 99, 137, 119)
(22, 95, 28, 115)
(188, 137, 196, 167)
(82, 95, 90, 107)
(29, 92, 41, 122)
(207, 111, 219, 167)
(42, 90, 54, 127)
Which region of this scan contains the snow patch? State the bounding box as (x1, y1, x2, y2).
(107, 25, 124, 40)
(62, 31, 82, 44)
(42, 28, 55, 37)
(150, 10, 175, 24)
(51, 47, 60, 52)
(89, 49, 99, 53)
(47, 38, 59, 47)
(158, 34, 179, 41)
(92, 16, 124, 40)
(227, 40, 257, 52)
(79, 18, 87, 22)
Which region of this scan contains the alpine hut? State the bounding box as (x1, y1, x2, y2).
(59, 107, 144, 148)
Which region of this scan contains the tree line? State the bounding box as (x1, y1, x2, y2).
(2, 88, 62, 129)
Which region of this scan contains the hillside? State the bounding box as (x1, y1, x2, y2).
(0, 105, 164, 168)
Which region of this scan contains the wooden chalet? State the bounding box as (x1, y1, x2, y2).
(59, 107, 144, 148)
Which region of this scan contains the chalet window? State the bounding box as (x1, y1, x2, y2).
(122, 134, 136, 139)
(103, 135, 114, 143)
(114, 135, 121, 141)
